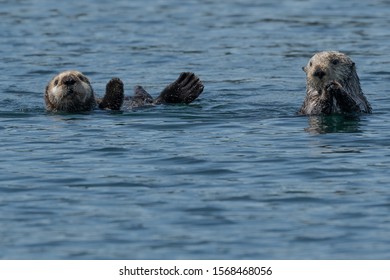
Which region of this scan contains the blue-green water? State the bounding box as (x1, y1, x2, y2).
(1, 0, 390, 259)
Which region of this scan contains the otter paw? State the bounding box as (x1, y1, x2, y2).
(99, 78, 124, 110)
(326, 81, 342, 94)
(156, 72, 204, 104)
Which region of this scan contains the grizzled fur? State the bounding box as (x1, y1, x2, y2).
(45, 71, 204, 113)
(45, 70, 97, 113)
(299, 51, 372, 115)
(45, 70, 123, 113)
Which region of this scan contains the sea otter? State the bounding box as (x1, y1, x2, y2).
(44, 70, 204, 112)
(299, 51, 372, 115)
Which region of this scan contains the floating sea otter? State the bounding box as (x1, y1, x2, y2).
(299, 51, 372, 115)
(44, 70, 204, 112)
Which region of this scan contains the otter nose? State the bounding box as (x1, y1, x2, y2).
(63, 76, 76, 86)
(314, 69, 326, 79)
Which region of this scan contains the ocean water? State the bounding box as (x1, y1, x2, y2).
(1, 0, 390, 259)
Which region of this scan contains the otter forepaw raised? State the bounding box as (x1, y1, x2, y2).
(99, 78, 124, 110)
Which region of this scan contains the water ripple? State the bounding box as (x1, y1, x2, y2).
(1, 0, 390, 260)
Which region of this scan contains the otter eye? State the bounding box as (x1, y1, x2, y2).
(53, 79, 59, 86)
(309, 62, 312, 67)
(78, 74, 90, 84)
(332, 59, 339, 65)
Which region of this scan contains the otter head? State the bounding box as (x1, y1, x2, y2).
(303, 51, 357, 93)
(45, 70, 96, 112)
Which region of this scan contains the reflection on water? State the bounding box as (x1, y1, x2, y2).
(305, 114, 362, 134)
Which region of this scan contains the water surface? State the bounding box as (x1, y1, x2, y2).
(1, 0, 390, 259)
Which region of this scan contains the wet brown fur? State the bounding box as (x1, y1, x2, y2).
(45, 71, 98, 113)
(45, 71, 204, 113)
(299, 51, 372, 115)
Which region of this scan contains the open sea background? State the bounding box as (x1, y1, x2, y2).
(1, 0, 390, 259)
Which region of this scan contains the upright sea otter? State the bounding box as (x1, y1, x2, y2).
(299, 51, 372, 115)
(44, 70, 204, 112)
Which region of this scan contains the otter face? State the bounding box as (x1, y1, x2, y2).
(299, 51, 371, 115)
(303, 51, 356, 91)
(45, 70, 96, 112)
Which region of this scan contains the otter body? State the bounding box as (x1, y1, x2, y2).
(299, 51, 372, 115)
(45, 71, 204, 113)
